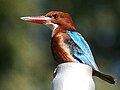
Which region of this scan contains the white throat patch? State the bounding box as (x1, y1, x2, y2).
(44, 21, 58, 30)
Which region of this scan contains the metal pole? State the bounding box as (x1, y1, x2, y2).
(52, 62, 95, 90)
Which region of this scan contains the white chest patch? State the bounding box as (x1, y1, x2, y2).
(44, 21, 58, 30)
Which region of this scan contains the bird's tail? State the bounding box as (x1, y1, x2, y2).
(93, 70, 116, 84)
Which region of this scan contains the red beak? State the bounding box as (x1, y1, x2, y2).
(20, 16, 51, 24)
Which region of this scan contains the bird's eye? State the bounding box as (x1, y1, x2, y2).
(52, 14, 58, 19)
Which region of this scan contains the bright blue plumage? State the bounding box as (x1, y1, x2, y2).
(66, 30, 99, 71)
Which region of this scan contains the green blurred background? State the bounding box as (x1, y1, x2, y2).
(0, 0, 120, 90)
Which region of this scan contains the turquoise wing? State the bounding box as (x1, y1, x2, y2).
(66, 30, 99, 71)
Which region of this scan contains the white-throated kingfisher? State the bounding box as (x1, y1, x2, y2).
(20, 11, 115, 84)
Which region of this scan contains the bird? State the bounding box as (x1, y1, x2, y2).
(20, 11, 115, 84)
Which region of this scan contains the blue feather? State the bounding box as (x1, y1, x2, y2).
(66, 30, 99, 71)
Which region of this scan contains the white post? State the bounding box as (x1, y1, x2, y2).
(52, 62, 95, 90)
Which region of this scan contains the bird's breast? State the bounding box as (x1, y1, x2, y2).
(51, 32, 75, 63)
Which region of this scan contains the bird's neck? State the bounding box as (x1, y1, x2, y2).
(52, 25, 76, 37)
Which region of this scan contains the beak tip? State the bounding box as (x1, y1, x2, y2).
(20, 16, 30, 21)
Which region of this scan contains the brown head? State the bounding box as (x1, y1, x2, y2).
(20, 11, 76, 32)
